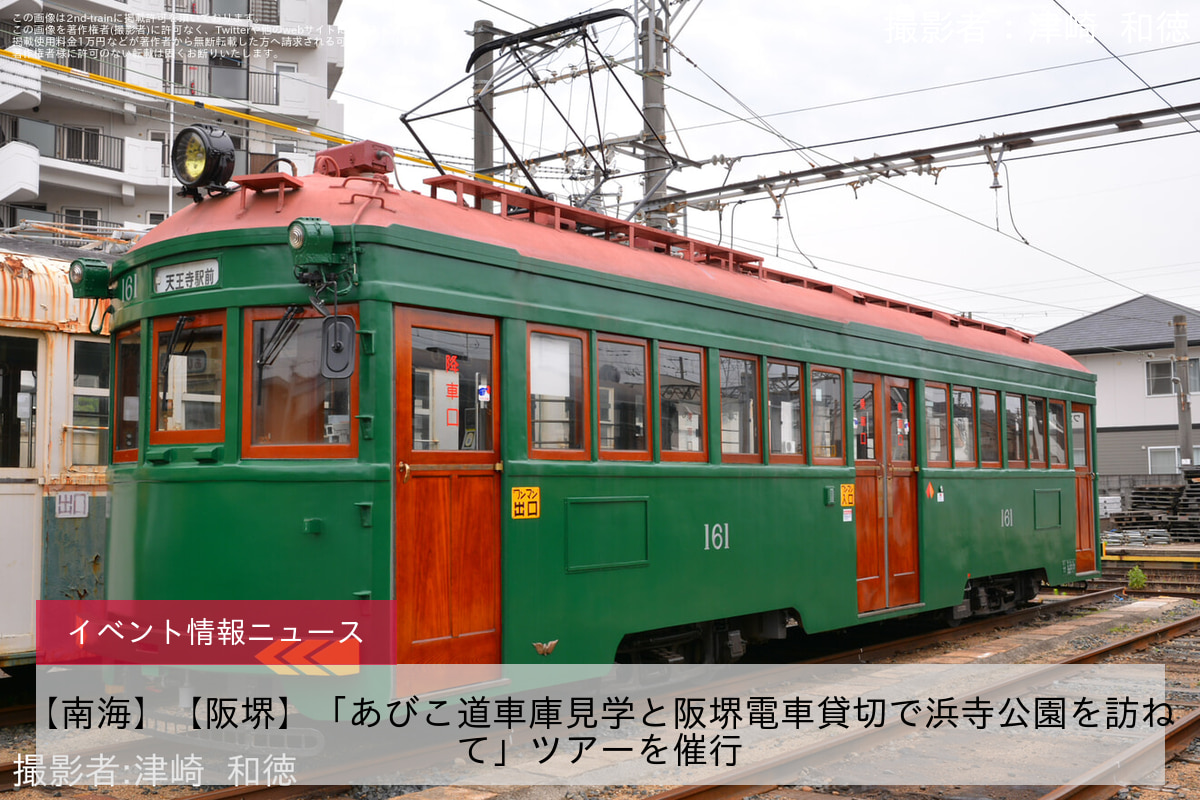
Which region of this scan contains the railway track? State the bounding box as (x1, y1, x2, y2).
(806, 587, 1124, 664)
(636, 606, 1200, 800)
(0, 705, 34, 729)
(0, 702, 34, 792)
(184, 784, 352, 800)
(0, 591, 1183, 798)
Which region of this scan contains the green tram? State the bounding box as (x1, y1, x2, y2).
(72, 129, 1099, 666)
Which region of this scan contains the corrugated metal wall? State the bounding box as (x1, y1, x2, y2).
(1097, 426, 1200, 475)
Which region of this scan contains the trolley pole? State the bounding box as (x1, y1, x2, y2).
(473, 19, 496, 214)
(1175, 314, 1194, 469)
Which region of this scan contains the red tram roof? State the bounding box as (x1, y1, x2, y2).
(135, 172, 1085, 373)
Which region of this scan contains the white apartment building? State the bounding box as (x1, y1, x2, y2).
(0, 0, 344, 237)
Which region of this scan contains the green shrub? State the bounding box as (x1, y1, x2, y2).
(1126, 565, 1147, 591)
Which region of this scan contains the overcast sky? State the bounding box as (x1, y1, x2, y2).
(333, 1, 1200, 334)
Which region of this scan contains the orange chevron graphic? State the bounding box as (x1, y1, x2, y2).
(254, 638, 361, 676)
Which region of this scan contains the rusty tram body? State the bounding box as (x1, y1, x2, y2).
(0, 242, 110, 678)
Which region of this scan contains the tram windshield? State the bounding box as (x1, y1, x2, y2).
(249, 309, 353, 448)
(152, 312, 224, 439)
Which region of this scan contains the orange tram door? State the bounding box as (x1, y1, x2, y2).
(394, 308, 502, 667)
(853, 374, 920, 614)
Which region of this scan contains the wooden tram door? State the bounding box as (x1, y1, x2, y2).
(853, 374, 920, 613)
(395, 308, 501, 665)
(1072, 404, 1097, 574)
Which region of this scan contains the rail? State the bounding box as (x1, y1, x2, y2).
(807, 587, 1124, 664)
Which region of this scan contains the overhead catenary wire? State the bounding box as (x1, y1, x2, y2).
(623, 32, 1187, 309)
(673, 39, 1200, 136)
(630, 39, 1195, 307)
(9, 9, 1190, 323)
(585, 23, 1198, 314)
(1051, 0, 1200, 138)
(732, 75, 1200, 162)
(689, 215, 1177, 333)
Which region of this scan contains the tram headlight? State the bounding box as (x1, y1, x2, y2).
(170, 125, 236, 196)
(69, 257, 111, 299)
(288, 222, 305, 249)
(288, 217, 336, 266)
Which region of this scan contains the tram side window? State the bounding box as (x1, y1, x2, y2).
(113, 329, 140, 461)
(529, 328, 587, 456)
(71, 340, 110, 466)
(152, 312, 225, 443)
(1027, 397, 1048, 468)
(1071, 407, 1090, 468)
(410, 324, 493, 453)
(720, 353, 759, 460)
(924, 383, 950, 467)
(810, 367, 844, 464)
(978, 390, 1000, 467)
(768, 360, 804, 460)
(952, 386, 976, 467)
(1005, 394, 1026, 468)
(1048, 399, 1068, 468)
(597, 336, 648, 459)
(246, 306, 358, 457)
(0, 335, 38, 468)
(659, 344, 706, 461)
(888, 381, 912, 462)
(853, 380, 876, 461)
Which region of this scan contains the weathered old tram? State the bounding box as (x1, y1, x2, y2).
(2, 242, 109, 681)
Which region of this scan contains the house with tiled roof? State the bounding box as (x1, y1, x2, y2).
(1036, 295, 1199, 484)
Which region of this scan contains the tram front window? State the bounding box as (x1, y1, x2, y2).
(247, 306, 355, 453)
(152, 312, 225, 441)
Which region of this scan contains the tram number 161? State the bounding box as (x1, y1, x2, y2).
(704, 522, 730, 551)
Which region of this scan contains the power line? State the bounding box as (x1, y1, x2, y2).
(687, 217, 1096, 324)
(1051, 0, 1200, 137)
(673, 39, 1200, 136)
(735, 75, 1200, 161)
(432, 15, 1189, 324)
(472, 0, 535, 28)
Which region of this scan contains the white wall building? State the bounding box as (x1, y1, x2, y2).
(0, 0, 344, 236)
(1036, 295, 1199, 478)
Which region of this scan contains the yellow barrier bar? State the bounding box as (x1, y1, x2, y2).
(1101, 554, 1200, 564)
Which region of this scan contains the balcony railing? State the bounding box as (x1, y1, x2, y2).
(59, 50, 126, 82)
(0, 24, 127, 82)
(1, 203, 128, 247)
(164, 0, 279, 25)
(0, 112, 124, 172)
(249, 0, 279, 25)
(168, 64, 278, 105)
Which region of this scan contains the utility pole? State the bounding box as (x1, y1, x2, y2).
(472, 20, 496, 213)
(639, 8, 669, 230)
(1175, 314, 1194, 470)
